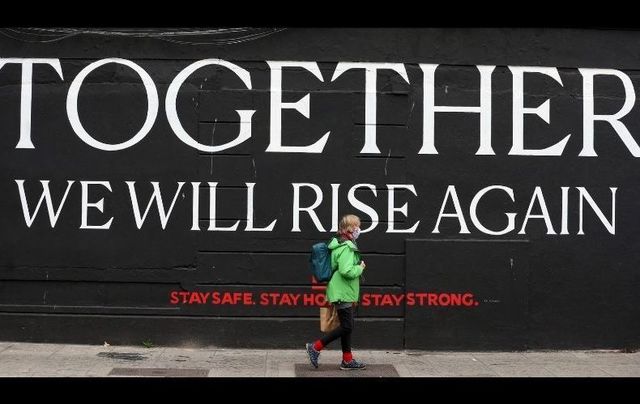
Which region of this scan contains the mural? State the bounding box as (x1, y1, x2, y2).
(0, 28, 638, 349)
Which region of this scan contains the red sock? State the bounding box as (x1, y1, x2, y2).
(342, 352, 353, 362)
(313, 340, 324, 351)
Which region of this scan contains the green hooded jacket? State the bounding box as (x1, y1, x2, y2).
(326, 237, 363, 303)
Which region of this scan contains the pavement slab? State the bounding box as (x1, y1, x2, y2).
(0, 342, 638, 377)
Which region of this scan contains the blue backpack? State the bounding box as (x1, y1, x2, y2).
(310, 241, 335, 282)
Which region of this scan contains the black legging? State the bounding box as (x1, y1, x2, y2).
(320, 305, 354, 353)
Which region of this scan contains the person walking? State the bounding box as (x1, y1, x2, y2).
(306, 214, 366, 370)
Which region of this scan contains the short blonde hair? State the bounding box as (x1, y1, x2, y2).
(338, 214, 361, 232)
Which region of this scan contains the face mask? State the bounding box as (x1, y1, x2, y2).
(352, 227, 361, 240)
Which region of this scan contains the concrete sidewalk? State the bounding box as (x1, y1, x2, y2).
(0, 341, 639, 377)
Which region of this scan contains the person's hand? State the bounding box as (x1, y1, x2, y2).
(360, 260, 366, 270)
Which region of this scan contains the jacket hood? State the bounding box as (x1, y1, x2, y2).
(328, 237, 358, 251)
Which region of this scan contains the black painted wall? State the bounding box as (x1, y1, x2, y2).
(1, 28, 639, 350)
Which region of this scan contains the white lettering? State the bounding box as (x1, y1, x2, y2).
(80, 181, 113, 229)
(0, 58, 63, 149)
(166, 59, 255, 152)
(509, 66, 571, 156)
(67, 58, 158, 151)
(15, 179, 73, 228)
(332, 62, 409, 154)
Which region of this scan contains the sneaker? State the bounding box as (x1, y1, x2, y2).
(305, 343, 320, 368)
(340, 359, 366, 370)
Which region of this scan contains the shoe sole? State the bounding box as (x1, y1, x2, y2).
(340, 366, 366, 370)
(305, 344, 319, 369)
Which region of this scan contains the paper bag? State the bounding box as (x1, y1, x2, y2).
(320, 305, 340, 332)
